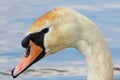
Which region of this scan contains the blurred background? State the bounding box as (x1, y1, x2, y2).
(0, 0, 120, 80)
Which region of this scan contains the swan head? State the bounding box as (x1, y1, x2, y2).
(12, 7, 79, 78)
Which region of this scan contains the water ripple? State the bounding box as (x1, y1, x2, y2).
(0, 67, 120, 78)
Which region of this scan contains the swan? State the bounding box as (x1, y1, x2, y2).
(11, 7, 113, 80)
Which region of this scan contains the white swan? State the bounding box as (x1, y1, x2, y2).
(12, 7, 113, 80)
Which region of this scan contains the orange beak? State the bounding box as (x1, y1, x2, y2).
(12, 40, 43, 78)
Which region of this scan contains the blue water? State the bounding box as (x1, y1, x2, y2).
(0, 0, 120, 80)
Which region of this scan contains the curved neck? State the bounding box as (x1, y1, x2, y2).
(74, 29, 113, 80)
(75, 40, 113, 80)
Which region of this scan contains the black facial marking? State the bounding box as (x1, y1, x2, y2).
(21, 28, 49, 48)
(21, 28, 49, 63)
(21, 35, 31, 48)
(30, 32, 44, 48)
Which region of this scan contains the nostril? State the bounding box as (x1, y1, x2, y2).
(25, 46, 31, 57)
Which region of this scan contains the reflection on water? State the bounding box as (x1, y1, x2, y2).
(0, 67, 86, 80)
(22, 67, 87, 77)
(0, 71, 10, 76)
(0, 67, 120, 80)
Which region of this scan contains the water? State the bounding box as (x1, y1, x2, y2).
(0, 50, 120, 80)
(0, 0, 120, 80)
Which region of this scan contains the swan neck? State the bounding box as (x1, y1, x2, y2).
(75, 39, 113, 80)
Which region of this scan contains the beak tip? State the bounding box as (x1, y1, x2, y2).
(11, 68, 17, 78)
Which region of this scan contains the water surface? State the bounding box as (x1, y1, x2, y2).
(0, 0, 120, 80)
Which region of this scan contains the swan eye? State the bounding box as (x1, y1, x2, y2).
(41, 28, 49, 33)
